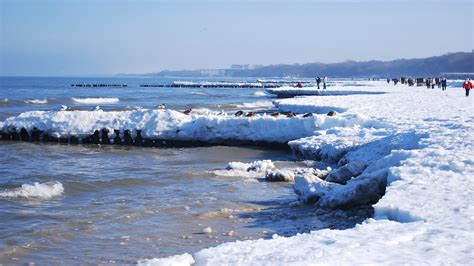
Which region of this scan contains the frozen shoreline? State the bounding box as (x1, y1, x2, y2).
(1, 81, 473, 264)
(139, 81, 474, 264)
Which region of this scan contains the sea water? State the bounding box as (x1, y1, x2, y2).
(0, 77, 371, 264)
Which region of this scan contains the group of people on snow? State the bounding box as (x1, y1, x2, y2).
(423, 77, 448, 90)
(294, 76, 328, 89)
(315, 76, 327, 89)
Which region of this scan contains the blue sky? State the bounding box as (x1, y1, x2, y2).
(0, 0, 472, 76)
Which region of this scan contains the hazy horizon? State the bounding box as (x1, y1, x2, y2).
(1, 0, 473, 76)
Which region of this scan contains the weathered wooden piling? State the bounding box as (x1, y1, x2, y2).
(2, 132, 10, 141)
(31, 128, 40, 141)
(134, 130, 143, 146)
(123, 130, 133, 145)
(42, 132, 50, 142)
(143, 139, 154, 147)
(70, 136, 79, 144)
(10, 129, 19, 141)
(113, 129, 121, 145)
(101, 128, 110, 144)
(20, 128, 29, 141)
(50, 135, 60, 143)
(90, 130, 100, 144)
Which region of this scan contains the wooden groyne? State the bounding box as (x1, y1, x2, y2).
(140, 83, 281, 88)
(1, 127, 288, 149)
(71, 84, 128, 87)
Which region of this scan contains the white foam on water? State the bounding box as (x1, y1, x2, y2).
(0, 181, 64, 199)
(71, 97, 120, 104)
(24, 99, 48, 104)
(191, 91, 208, 96)
(253, 91, 267, 97)
(210, 160, 275, 178)
(236, 101, 274, 109)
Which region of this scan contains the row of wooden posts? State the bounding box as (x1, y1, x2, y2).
(1, 127, 287, 148)
(139, 84, 281, 88)
(71, 84, 128, 87)
(69, 83, 283, 88)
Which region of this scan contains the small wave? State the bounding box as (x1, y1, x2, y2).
(191, 91, 208, 96)
(253, 91, 267, 97)
(237, 101, 275, 109)
(0, 98, 11, 106)
(24, 99, 48, 104)
(71, 97, 120, 104)
(217, 103, 239, 109)
(124, 105, 144, 110)
(0, 182, 64, 199)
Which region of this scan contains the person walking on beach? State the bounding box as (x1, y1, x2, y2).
(323, 76, 328, 89)
(316, 77, 321, 89)
(463, 78, 473, 97)
(441, 78, 447, 91)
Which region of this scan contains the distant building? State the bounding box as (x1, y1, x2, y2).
(230, 64, 250, 70)
(200, 69, 226, 77)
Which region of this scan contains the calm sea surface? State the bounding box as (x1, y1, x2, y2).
(0, 77, 371, 264)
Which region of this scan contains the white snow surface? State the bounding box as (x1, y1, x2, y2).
(267, 86, 384, 97)
(137, 253, 195, 266)
(0, 182, 64, 199)
(140, 81, 474, 265)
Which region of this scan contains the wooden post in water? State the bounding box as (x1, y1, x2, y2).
(31, 128, 40, 141)
(10, 129, 19, 141)
(42, 132, 50, 142)
(123, 129, 133, 145)
(2, 131, 11, 141)
(134, 130, 143, 146)
(101, 128, 110, 144)
(113, 129, 121, 145)
(20, 128, 29, 141)
(90, 130, 100, 144)
(70, 136, 79, 144)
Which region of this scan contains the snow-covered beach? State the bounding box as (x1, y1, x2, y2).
(132, 81, 473, 265)
(1, 79, 473, 264)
